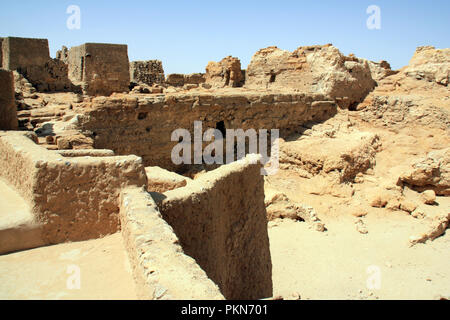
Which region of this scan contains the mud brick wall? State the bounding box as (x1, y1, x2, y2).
(157, 155, 273, 299)
(0, 132, 147, 245)
(120, 186, 224, 300)
(78, 92, 337, 170)
(1, 37, 50, 71)
(165, 73, 206, 87)
(0, 69, 18, 130)
(130, 60, 165, 86)
(19, 59, 75, 92)
(68, 43, 130, 96)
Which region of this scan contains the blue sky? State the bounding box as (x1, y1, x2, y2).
(1, 1, 449, 74)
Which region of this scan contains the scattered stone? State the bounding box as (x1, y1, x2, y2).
(409, 213, 450, 246)
(355, 218, 368, 234)
(411, 208, 426, 219)
(45, 135, 54, 144)
(367, 188, 390, 208)
(285, 292, 301, 300)
(264, 189, 326, 231)
(399, 148, 450, 196)
(351, 206, 368, 217)
(421, 190, 436, 205)
(399, 199, 418, 213)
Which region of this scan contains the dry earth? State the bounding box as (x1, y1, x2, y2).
(0, 233, 136, 300)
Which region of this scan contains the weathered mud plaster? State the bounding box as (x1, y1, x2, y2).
(0, 131, 147, 250)
(157, 154, 273, 300)
(78, 91, 337, 170)
(119, 186, 224, 300)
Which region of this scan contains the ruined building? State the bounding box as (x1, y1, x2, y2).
(130, 60, 165, 86)
(66, 43, 130, 96)
(1, 35, 448, 300)
(1, 37, 74, 92)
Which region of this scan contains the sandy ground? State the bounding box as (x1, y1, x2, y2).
(0, 233, 137, 300)
(267, 112, 450, 300)
(269, 215, 450, 300)
(0, 179, 33, 229)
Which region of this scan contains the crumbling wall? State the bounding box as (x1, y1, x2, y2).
(56, 46, 69, 64)
(405, 46, 450, 86)
(68, 43, 130, 96)
(205, 56, 244, 87)
(245, 45, 376, 109)
(157, 155, 273, 299)
(184, 73, 206, 85)
(120, 186, 224, 300)
(145, 166, 189, 193)
(1, 37, 50, 71)
(130, 60, 165, 86)
(1, 37, 74, 92)
(399, 148, 450, 195)
(77, 92, 337, 170)
(0, 70, 18, 130)
(18, 59, 76, 92)
(0, 132, 147, 245)
(166, 73, 206, 87)
(361, 59, 398, 82)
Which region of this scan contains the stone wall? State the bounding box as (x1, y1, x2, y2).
(68, 43, 130, 96)
(157, 155, 273, 299)
(130, 60, 165, 86)
(0, 132, 147, 245)
(120, 186, 224, 300)
(77, 92, 337, 170)
(1, 37, 50, 71)
(0, 69, 18, 130)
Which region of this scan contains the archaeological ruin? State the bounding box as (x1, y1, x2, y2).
(0, 35, 449, 301)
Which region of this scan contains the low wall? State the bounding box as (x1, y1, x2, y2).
(120, 186, 224, 300)
(157, 155, 273, 299)
(78, 91, 337, 170)
(0, 131, 147, 245)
